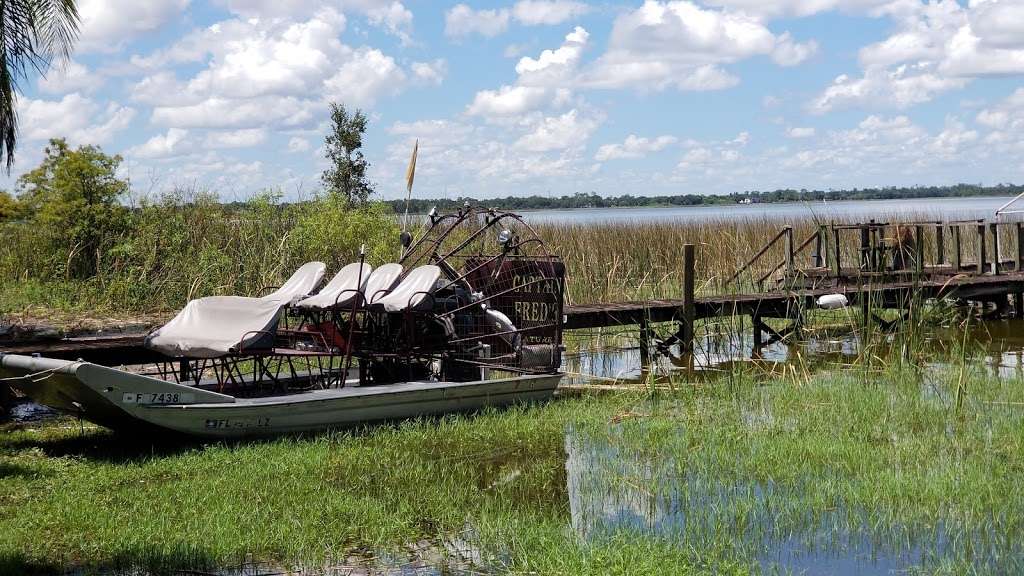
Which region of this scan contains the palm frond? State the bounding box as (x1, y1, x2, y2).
(0, 0, 81, 171)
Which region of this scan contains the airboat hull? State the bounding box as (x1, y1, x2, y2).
(0, 354, 562, 438)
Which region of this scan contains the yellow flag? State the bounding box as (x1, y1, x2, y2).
(405, 139, 418, 193)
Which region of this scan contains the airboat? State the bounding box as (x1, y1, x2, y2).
(0, 206, 566, 438)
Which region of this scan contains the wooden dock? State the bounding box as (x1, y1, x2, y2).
(5, 220, 1024, 364)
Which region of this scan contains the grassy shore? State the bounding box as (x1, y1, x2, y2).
(3, 207, 1007, 328)
(2, 351, 1021, 575)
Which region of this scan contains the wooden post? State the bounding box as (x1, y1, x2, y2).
(1017, 222, 1024, 272)
(915, 225, 924, 276)
(977, 223, 987, 275)
(817, 225, 828, 268)
(752, 315, 763, 348)
(953, 225, 962, 270)
(1017, 222, 1024, 318)
(870, 221, 879, 271)
(639, 317, 651, 368)
(681, 243, 696, 352)
(831, 226, 842, 278)
(813, 228, 824, 268)
(784, 226, 794, 277)
(990, 223, 1000, 275)
(859, 225, 870, 271)
(935, 223, 945, 265)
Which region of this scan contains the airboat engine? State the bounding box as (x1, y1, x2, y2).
(362, 205, 565, 384)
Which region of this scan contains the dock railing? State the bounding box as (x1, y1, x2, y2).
(726, 218, 1024, 293)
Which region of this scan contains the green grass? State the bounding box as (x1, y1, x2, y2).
(2, 354, 1022, 575)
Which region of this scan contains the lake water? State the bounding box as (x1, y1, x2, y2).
(522, 196, 1020, 224)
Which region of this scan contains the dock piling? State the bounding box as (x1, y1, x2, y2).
(977, 223, 987, 275)
(990, 223, 1000, 275)
(681, 243, 696, 352)
(953, 225, 962, 271)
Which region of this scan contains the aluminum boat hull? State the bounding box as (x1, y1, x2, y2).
(0, 354, 562, 438)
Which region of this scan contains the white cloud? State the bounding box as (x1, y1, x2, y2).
(445, 4, 510, 38)
(17, 94, 135, 145)
(467, 26, 588, 118)
(37, 61, 102, 95)
(152, 96, 317, 129)
(467, 86, 550, 116)
(411, 59, 448, 86)
(204, 128, 267, 149)
(515, 26, 588, 84)
(515, 109, 599, 152)
(77, 0, 190, 53)
(287, 137, 312, 153)
(702, 0, 892, 20)
(512, 0, 590, 26)
(811, 0, 1024, 113)
(928, 117, 978, 157)
(218, 0, 413, 40)
(322, 47, 407, 107)
(127, 128, 190, 159)
(132, 10, 416, 129)
(582, 1, 811, 91)
(810, 65, 967, 114)
(595, 134, 678, 161)
(772, 33, 818, 66)
(786, 127, 816, 138)
(363, 1, 415, 41)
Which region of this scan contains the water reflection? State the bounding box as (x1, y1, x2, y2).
(564, 427, 1021, 575)
(564, 319, 1024, 386)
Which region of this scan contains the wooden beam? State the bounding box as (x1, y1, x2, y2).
(681, 243, 696, 352)
(953, 225, 962, 270)
(915, 224, 924, 276)
(991, 223, 1001, 275)
(831, 226, 842, 277)
(978, 223, 987, 275)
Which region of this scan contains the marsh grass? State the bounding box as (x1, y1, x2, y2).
(534, 213, 1017, 305)
(2, 201, 1009, 322)
(2, 344, 1022, 575)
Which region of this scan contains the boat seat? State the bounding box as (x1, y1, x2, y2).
(145, 296, 285, 358)
(296, 262, 372, 310)
(146, 262, 326, 358)
(364, 263, 404, 303)
(371, 265, 442, 313)
(260, 261, 327, 305)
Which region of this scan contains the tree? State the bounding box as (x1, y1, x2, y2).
(17, 138, 129, 277)
(321, 102, 374, 204)
(0, 190, 20, 220)
(0, 1, 80, 171)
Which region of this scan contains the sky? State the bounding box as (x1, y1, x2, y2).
(8, 0, 1024, 200)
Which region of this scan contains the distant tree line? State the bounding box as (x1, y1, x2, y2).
(389, 184, 1024, 214)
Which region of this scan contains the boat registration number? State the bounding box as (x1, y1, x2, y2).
(122, 392, 195, 405)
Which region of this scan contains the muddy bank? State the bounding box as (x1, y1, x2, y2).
(0, 312, 167, 345)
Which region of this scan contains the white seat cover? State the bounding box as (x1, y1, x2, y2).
(373, 265, 442, 312)
(297, 263, 372, 309)
(365, 263, 404, 303)
(262, 261, 326, 304)
(145, 296, 284, 358)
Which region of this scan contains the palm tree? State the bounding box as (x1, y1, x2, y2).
(0, 0, 80, 171)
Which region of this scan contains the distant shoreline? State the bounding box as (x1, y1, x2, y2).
(391, 185, 1021, 214)
(508, 195, 1015, 212)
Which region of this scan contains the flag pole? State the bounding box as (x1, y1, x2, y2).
(402, 139, 418, 233)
